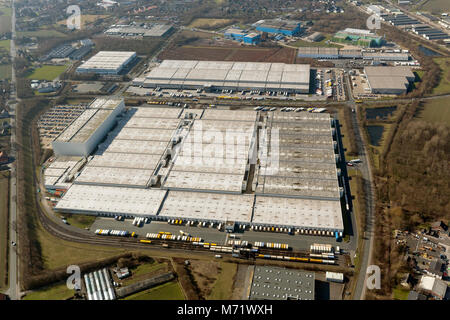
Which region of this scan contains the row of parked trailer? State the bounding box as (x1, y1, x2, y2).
(132, 217, 148, 227)
(145, 233, 203, 243)
(256, 254, 336, 265)
(310, 243, 333, 253)
(254, 241, 290, 250)
(227, 240, 249, 247)
(208, 246, 233, 253)
(95, 229, 129, 237)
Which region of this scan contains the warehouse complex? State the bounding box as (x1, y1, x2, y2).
(133, 60, 311, 93)
(364, 66, 415, 94)
(76, 51, 137, 75)
(51, 100, 345, 235)
(249, 266, 315, 300)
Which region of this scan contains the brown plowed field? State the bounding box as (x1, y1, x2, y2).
(159, 45, 297, 63)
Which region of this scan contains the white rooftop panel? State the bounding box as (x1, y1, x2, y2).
(159, 191, 253, 223)
(104, 139, 168, 155)
(87, 152, 162, 170)
(164, 171, 244, 192)
(76, 166, 154, 187)
(253, 196, 343, 230)
(55, 185, 167, 216)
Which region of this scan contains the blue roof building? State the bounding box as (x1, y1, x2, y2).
(225, 28, 260, 44)
(255, 19, 301, 36)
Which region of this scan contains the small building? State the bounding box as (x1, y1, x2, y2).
(307, 32, 325, 42)
(244, 33, 261, 45)
(427, 260, 444, 279)
(407, 290, 427, 300)
(418, 275, 448, 300)
(326, 271, 344, 283)
(115, 267, 130, 279)
(431, 221, 448, 234)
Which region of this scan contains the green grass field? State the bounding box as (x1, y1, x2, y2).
(0, 6, 12, 34)
(417, 97, 450, 124)
(123, 280, 185, 300)
(208, 262, 237, 300)
(62, 214, 96, 230)
(27, 65, 69, 81)
(432, 57, 450, 95)
(393, 287, 410, 300)
(17, 29, 66, 39)
(0, 64, 11, 80)
(22, 281, 74, 300)
(0, 172, 9, 291)
(121, 261, 168, 287)
(0, 40, 10, 52)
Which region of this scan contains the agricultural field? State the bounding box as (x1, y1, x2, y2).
(417, 0, 450, 13)
(22, 281, 74, 300)
(56, 14, 109, 28)
(0, 39, 10, 52)
(123, 280, 185, 300)
(0, 64, 11, 80)
(188, 18, 234, 30)
(208, 262, 237, 300)
(159, 45, 297, 63)
(0, 5, 11, 34)
(0, 171, 9, 291)
(26, 65, 69, 81)
(432, 57, 450, 95)
(417, 97, 450, 124)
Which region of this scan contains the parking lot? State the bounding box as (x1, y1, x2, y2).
(89, 218, 350, 252)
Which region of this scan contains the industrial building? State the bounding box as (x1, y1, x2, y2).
(53, 106, 345, 235)
(364, 66, 415, 94)
(332, 28, 384, 47)
(105, 23, 173, 37)
(254, 19, 301, 36)
(76, 51, 137, 75)
(297, 48, 409, 61)
(134, 60, 310, 93)
(52, 98, 125, 156)
(411, 26, 449, 40)
(249, 266, 315, 300)
(224, 28, 261, 45)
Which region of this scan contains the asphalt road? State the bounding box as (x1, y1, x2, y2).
(6, 0, 19, 301)
(343, 71, 377, 300)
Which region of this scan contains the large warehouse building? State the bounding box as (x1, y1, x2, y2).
(133, 60, 311, 93)
(364, 66, 415, 94)
(76, 51, 137, 75)
(52, 105, 344, 235)
(52, 98, 125, 156)
(254, 19, 302, 36)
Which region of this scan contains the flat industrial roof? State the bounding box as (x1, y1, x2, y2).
(56, 185, 167, 216)
(75, 166, 154, 187)
(55, 98, 123, 143)
(250, 266, 315, 300)
(158, 191, 254, 223)
(87, 152, 162, 170)
(364, 66, 414, 78)
(142, 60, 310, 90)
(77, 51, 136, 71)
(163, 171, 244, 193)
(253, 196, 343, 230)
